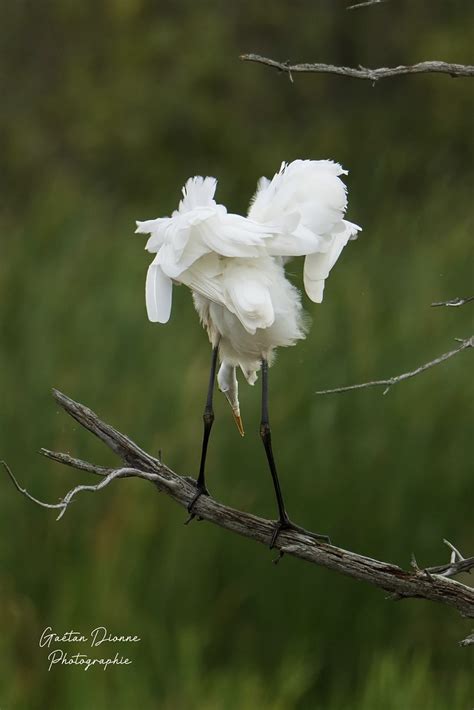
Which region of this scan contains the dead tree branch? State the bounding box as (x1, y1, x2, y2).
(347, 0, 388, 8)
(413, 540, 474, 580)
(460, 632, 474, 647)
(240, 55, 474, 83)
(3, 389, 474, 626)
(316, 336, 473, 395)
(431, 296, 474, 308)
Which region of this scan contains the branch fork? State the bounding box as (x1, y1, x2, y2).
(2, 388, 473, 639)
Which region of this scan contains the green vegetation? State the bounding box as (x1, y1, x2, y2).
(0, 2, 472, 707)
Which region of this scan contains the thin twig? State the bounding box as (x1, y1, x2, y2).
(1, 461, 65, 512)
(431, 296, 474, 308)
(40, 449, 112, 476)
(316, 336, 473, 395)
(55, 468, 161, 520)
(240, 55, 474, 82)
(443, 538, 465, 563)
(460, 632, 474, 647)
(2, 460, 165, 521)
(347, 0, 388, 9)
(411, 545, 474, 581)
(424, 558, 474, 579)
(3, 391, 474, 625)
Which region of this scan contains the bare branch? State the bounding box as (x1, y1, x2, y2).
(425, 558, 474, 579)
(431, 296, 474, 308)
(2, 460, 66, 512)
(424, 550, 474, 579)
(2, 459, 166, 520)
(39, 449, 112, 476)
(347, 0, 388, 9)
(55, 467, 166, 521)
(50, 388, 163, 473)
(316, 336, 473, 395)
(240, 55, 474, 82)
(4, 391, 474, 625)
(443, 538, 466, 563)
(411, 542, 474, 580)
(460, 632, 474, 647)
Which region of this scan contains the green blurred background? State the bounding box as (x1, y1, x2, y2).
(0, 1, 473, 708)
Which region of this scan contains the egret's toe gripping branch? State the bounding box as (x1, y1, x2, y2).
(3, 389, 474, 642)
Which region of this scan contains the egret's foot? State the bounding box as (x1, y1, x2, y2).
(184, 483, 210, 525)
(269, 516, 331, 549)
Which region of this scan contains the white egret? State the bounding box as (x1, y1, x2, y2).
(136, 159, 360, 546)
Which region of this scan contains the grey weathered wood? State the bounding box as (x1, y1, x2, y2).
(240, 55, 474, 82)
(2, 390, 464, 622)
(460, 631, 474, 647)
(51, 389, 164, 474)
(347, 0, 388, 9)
(431, 296, 474, 308)
(316, 336, 473, 395)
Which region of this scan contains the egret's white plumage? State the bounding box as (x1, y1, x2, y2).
(248, 159, 360, 301)
(136, 176, 273, 323)
(136, 159, 360, 428)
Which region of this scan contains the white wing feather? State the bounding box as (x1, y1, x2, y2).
(249, 159, 361, 301)
(303, 220, 361, 303)
(137, 176, 272, 282)
(180, 255, 275, 334)
(137, 163, 361, 333)
(145, 259, 173, 323)
(223, 265, 275, 334)
(178, 254, 225, 304)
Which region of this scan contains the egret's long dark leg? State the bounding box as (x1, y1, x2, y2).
(260, 358, 331, 548)
(186, 345, 219, 518)
(260, 359, 289, 527)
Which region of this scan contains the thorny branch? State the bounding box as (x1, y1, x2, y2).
(316, 336, 473, 395)
(3, 389, 474, 635)
(240, 55, 474, 84)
